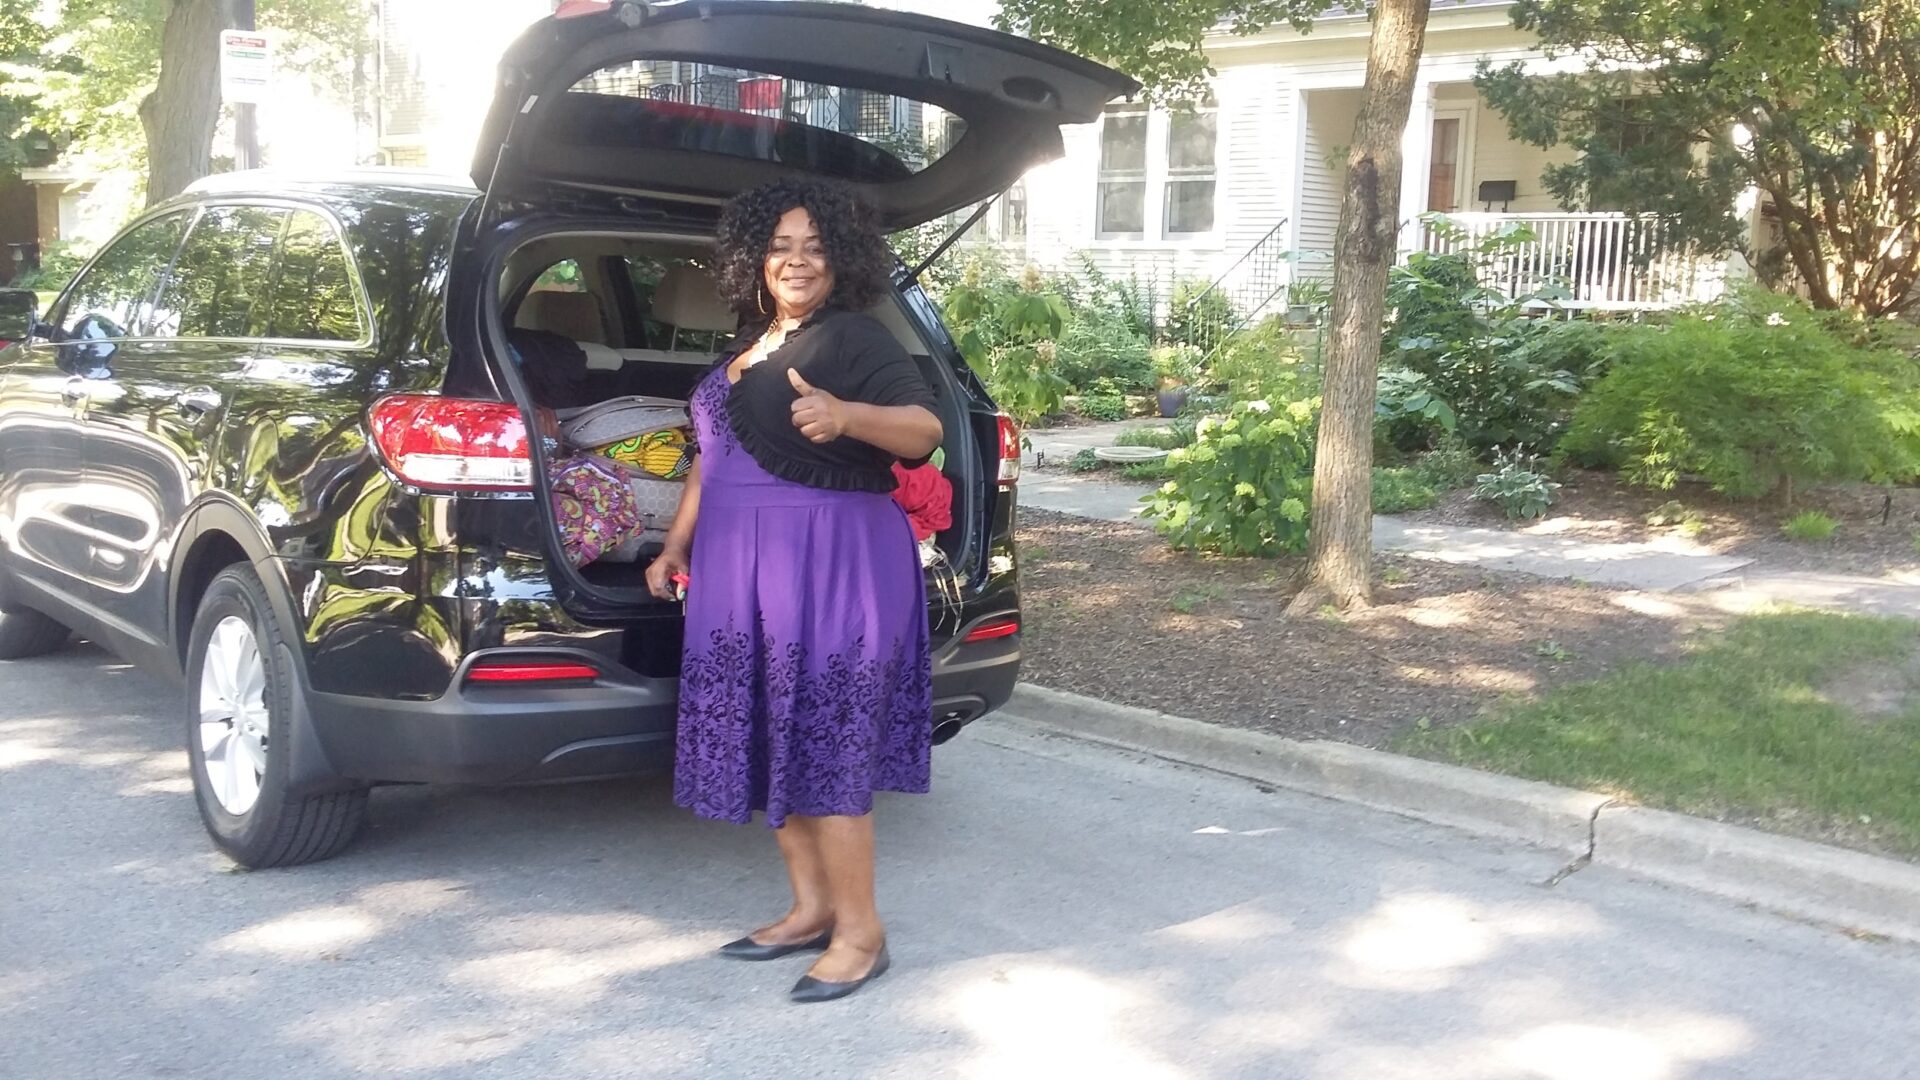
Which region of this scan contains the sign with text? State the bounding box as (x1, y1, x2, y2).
(219, 30, 274, 104)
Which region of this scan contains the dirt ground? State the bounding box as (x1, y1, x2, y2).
(1016, 509, 1725, 746)
(1406, 469, 1920, 577)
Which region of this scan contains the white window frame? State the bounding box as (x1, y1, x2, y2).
(1428, 103, 1476, 214)
(1094, 100, 1221, 246)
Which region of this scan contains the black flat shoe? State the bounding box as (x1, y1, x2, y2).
(790, 945, 890, 1004)
(718, 930, 832, 961)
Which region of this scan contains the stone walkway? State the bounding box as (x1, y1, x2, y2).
(1018, 420, 1920, 618)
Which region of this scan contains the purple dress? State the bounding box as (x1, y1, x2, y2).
(673, 364, 933, 826)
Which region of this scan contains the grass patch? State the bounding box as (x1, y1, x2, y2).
(1782, 510, 1838, 542)
(1371, 466, 1440, 513)
(1396, 610, 1920, 858)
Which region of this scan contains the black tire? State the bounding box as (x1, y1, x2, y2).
(185, 564, 368, 868)
(0, 604, 69, 660)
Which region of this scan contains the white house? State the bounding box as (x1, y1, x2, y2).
(999, 0, 1749, 322)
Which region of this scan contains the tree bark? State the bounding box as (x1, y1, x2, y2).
(1288, 0, 1431, 616)
(140, 0, 233, 205)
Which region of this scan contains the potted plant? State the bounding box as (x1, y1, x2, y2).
(1285, 279, 1330, 326)
(1151, 343, 1202, 418)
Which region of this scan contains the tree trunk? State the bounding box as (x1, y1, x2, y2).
(1287, 0, 1431, 616)
(140, 0, 233, 206)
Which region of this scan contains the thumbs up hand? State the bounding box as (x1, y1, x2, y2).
(788, 367, 847, 444)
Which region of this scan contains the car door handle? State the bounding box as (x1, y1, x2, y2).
(175, 387, 222, 416)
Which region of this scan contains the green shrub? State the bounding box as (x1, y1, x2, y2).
(1559, 293, 1920, 499)
(1415, 438, 1482, 489)
(1375, 369, 1459, 449)
(1372, 466, 1441, 513)
(15, 243, 88, 293)
(943, 266, 1072, 426)
(1144, 398, 1317, 556)
(1077, 377, 1131, 421)
(1069, 448, 1103, 472)
(1783, 510, 1839, 542)
(1384, 233, 1596, 453)
(1208, 315, 1313, 401)
(1055, 309, 1154, 392)
(1123, 459, 1175, 481)
(1473, 448, 1561, 520)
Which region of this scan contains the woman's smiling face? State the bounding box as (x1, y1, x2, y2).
(764, 205, 835, 319)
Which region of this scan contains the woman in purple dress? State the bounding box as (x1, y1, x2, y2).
(645, 178, 941, 1004)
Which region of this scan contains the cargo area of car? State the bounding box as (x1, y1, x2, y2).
(490, 230, 982, 609)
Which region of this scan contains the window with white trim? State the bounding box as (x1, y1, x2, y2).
(1096, 100, 1217, 240)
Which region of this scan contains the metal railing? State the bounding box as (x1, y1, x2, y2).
(1418, 212, 1728, 310)
(1176, 217, 1294, 357)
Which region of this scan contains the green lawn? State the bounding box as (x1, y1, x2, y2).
(1396, 610, 1920, 859)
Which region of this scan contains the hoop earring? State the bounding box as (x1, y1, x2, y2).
(757, 284, 768, 316)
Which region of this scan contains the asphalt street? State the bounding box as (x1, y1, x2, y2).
(4, 644, 1919, 1079)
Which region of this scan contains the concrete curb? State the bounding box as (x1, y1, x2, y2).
(1001, 684, 1920, 945)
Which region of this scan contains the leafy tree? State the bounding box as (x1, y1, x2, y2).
(21, 0, 369, 208)
(0, 1, 62, 172)
(998, 0, 1434, 610)
(1477, 0, 1920, 318)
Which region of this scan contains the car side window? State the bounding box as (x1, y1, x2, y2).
(150, 205, 288, 339)
(260, 210, 367, 343)
(55, 211, 191, 339)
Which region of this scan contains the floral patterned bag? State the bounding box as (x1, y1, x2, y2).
(548, 455, 644, 568)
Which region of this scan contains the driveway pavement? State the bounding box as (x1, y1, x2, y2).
(5, 646, 1920, 1079)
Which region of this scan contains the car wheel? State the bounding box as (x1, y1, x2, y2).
(186, 564, 368, 868)
(0, 603, 70, 660)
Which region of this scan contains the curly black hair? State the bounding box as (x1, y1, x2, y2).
(713, 177, 894, 323)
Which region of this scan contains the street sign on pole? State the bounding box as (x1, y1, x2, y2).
(219, 29, 274, 105)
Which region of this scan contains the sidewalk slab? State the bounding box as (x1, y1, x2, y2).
(1001, 682, 1920, 944)
(1373, 518, 1753, 591)
(1596, 806, 1920, 943)
(1686, 568, 1920, 620)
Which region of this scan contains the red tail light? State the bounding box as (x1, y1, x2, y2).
(996, 414, 1021, 488)
(466, 661, 600, 684)
(553, 0, 612, 17)
(368, 395, 533, 492)
(963, 617, 1020, 643)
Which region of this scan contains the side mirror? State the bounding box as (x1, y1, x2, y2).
(0, 288, 39, 342)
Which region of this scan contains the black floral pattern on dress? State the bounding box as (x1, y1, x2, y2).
(674, 616, 933, 826)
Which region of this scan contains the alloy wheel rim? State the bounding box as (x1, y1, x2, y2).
(198, 616, 269, 816)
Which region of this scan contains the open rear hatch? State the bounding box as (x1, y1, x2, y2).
(472, 0, 1139, 227)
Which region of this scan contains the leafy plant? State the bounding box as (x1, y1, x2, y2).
(1124, 459, 1175, 481)
(1473, 448, 1561, 520)
(1371, 466, 1441, 513)
(1056, 307, 1155, 392)
(1783, 510, 1839, 542)
(1414, 437, 1482, 489)
(1118, 420, 1197, 451)
(1165, 279, 1238, 355)
(1559, 291, 1920, 500)
(943, 265, 1072, 426)
(1208, 315, 1312, 402)
(1069, 448, 1104, 473)
(1144, 398, 1318, 557)
(14, 242, 87, 293)
(1077, 377, 1131, 421)
(1151, 342, 1204, 388)
(1375, 369, 1459, 447)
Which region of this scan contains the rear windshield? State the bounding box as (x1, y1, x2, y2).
(564, 61, 963, 185)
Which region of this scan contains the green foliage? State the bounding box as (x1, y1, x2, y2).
(1071, 255, 1163, 341)
(1559, 292, 1920, 499)
(1371, 467, 1441, 513)
(1069, 448, 1104, 473)
(997, 0, 1326, 101)
(1383, 226, 1593, 453)
(943, 264, 1073, 426)
(1055, 308, 1155, 392)
(1783, 511, 1840, 542)
(1473, 448, 1561, 520)
(13, 242, 86, 292)
(1144, 398, 1318, 557)
(1208, 316, 1312, 402)
(1415, 437, 1483, 489)
(1077, 377, 1132, 421)
(1478, 0, 1920, 316)
(1118, 420, 1198, 451)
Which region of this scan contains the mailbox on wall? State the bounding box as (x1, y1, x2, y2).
(1477, 180, 1517, 211)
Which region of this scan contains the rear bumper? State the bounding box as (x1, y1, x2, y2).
(304, 636, 1020, 786)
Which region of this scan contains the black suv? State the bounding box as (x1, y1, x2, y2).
(0, 2, 1134, 866)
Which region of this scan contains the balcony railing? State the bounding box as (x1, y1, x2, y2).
(1417, 212, 1728, 310)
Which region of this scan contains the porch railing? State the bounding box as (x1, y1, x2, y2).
(1418, 212, 1727, 310)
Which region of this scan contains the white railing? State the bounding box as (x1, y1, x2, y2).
(1417, 213, 1728, 310)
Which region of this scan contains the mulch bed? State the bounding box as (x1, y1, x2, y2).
(1405, 470, 1920, 577)
(1016, 509, 1722, 747)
